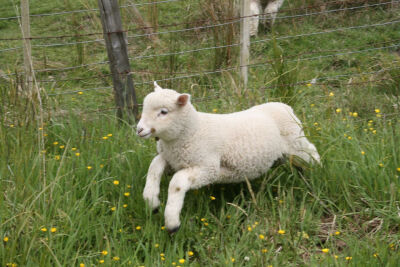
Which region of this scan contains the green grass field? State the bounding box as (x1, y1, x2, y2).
(1, 0, 399, 266)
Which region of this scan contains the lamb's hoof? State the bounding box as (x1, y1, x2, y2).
(152, 208, 159, 214)
(167, 226, 180, 235)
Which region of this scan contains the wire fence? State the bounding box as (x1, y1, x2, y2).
(1, 0, 399, 115)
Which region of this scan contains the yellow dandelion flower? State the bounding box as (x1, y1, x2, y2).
(78, 91, 83, 95)
(302, 232, 309, 239)
(306, 83, 312, 87)
(278, 230, 285, 235)
(154, 243, 159, 248)
(226, 215, 231, 219)
(44, 133, 48, 137)
(345, 256, 352, 261)
(376, 114, 382, 118)
(87, 166, 92, 170)
(396, 167, 400, 172)
(204, 222, 209, 226)
(111, 207, 116, 211)
(373, 253, 378, 258)
(107, 134, 113, 137)
(102, 136, 108, 140)
(188, 251, 194, 256)
(247, 226, 252, 232)
(310, 103, 315, 107)
(372, 130, 377, 134)
(210, 196, 216, 200)
(99, 259, 104, 264)
(40, 227, 47, 232)
(361, 151, 365, 155)
(336, 108, 342, 113)
(375, 109, 380, 113)
(55, 155, 61, 160)
(50, 227, 57, 233)
(161, 257, 165, 261)
(53, 141, 59, 145)
(179, 259, 185, 264)
(124, 192, 130, 197)
(101, 250, 108, 256)
(161, 226, 165, 230)
(379, 163, 384, 167)
(71, 147, 77, 151)
(334, 255, 338, 259)
(212, 108, 218, 113)
(347, 136, 352, 140)
(231, 258, 235, 262)
(160, 253, 165, 257)
(352, 112, 358, 117)
(3, 236, 9, 242)
(113, 180, 119, 185)
(334, 231, 340, 235)
(123, 204, 128, 208)
(136, 226, 141, 230)
(259, 234, 265, 240)
(100, 164, 104, 168)
(329, 92, 334, 97)
(59, 145, 65, 149)
(75, 152, 80, 157)
(113, 256, 120, 261)
(10, 124, 15, 128)
(200, 218, 207, 222)
(262, 249, 268, 253)
(127, 185, 132, 188)
(322, 248, 329, 253)
(80, 264, 85, 267)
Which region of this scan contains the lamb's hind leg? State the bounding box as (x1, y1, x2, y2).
(264, 0, 285, 27)
(164, 166, 216, 233)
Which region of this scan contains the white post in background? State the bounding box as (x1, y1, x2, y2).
(21, 0, 32, 93)
(240, 0, 250, 89)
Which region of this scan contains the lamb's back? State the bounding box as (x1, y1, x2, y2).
(197, 104, 287, 182)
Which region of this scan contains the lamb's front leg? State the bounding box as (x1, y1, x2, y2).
(164, 166, 216, 233)
(143, 155, 166, 211)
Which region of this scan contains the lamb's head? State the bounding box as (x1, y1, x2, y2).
(136, 82, 194, 141)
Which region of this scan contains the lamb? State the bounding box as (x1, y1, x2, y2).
(137, 82, 320, 233)
(249, 0, 285, 36)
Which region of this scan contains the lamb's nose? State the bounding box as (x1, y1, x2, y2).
(137, 127, 144, 135)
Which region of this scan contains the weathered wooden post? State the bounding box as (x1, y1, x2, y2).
(21, 0, 32, 93)
(98, 0, 138, 121)
(240, 0, 250, 89)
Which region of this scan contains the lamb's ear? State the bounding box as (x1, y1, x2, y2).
(154, 81, 163, 92)
(177, 94, 190, 107)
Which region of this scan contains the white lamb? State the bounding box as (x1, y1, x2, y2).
(248, 0, 285, 36)
(137, 82, 320, 233)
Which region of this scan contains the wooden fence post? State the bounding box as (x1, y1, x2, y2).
(21, 0, 32, 93)
(240, 0, 250, 89)
(98, 0, 138, 122)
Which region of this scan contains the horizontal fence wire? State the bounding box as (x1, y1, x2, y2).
(0, 0, 184, 21)
(0, 1, 396, 43)
(0, 0, 397, 56)
(46, 63, 400, 96)
(37, 35, 399, 84)
(4, 18, 399, 77)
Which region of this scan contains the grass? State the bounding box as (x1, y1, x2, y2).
(1, 0, 399, 266)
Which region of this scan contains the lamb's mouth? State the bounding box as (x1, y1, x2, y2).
(139, 132, 152, 138)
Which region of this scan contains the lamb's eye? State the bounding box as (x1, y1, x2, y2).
(160, 108, 168, 115)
